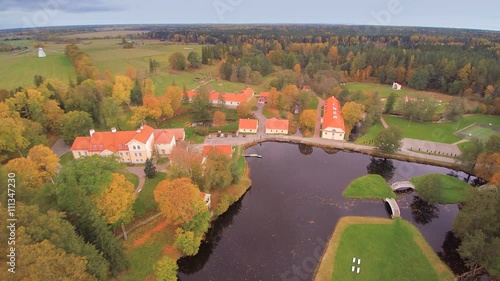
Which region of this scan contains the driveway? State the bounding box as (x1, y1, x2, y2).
(313, 97, 324, 138)
(51, 139, 70, 157)
(253, 103, 267, 136)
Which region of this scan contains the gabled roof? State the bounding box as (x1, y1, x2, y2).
(202, 145, 233, 157)
(323, 96, 345, 132)
(259, 91, 269, 97)
(71, 125, 155, 153)
(153, 131, 174, 145)
(188, 88, 254, 104)
(265, 118, 289, 131)
(239, 119, 258, 130)
(153, 128, 185, 143)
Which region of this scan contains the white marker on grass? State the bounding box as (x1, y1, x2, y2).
(358, 258, 361, 265)
(357, 267, 360, 274)
(352, 257, 356, 263)
(352, 266, 355, 272)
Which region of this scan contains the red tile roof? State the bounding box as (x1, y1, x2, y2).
(202, 145, 233, 157)
(239, 119, 258, 130)
(188, 88, 254, 104)
(265, 118, 289, 131)
(153, 128, 185, 143)
(153, 131, 174, 145)
(70, 125, 155, 153)
(259, 92, 269, 97)
(323, 97, 345, 132)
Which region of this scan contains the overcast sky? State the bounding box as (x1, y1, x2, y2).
(0, 0, 499, 31)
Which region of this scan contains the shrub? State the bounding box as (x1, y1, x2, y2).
(154, 256, 178, 281)
(214, 194, 235, 216)
(194, 126, 209, 136)
(174, 228, 201, 256)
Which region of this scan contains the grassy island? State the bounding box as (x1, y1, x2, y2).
(343, 174, 396, 199)
(314, 217, 454, 281)
(410, 174, 474, 204)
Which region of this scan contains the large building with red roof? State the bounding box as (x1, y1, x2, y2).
(238, 119, 258, 133)
(186, 88, 254, 107)
(321, 96, 345, 140)
(265, 118, 289, 134)
(71, 126, 185, 163)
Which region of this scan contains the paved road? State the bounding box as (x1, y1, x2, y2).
(252, 103, 267, 136)
(51, 139, 70, 157)
(401, 138, 461, 157)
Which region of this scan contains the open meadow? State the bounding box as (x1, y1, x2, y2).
(0, 40, 76, 89)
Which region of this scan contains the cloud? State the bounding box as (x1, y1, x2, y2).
(0, 0, 124, 13)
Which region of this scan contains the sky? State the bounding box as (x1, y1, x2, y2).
(0, 0, 499, 31)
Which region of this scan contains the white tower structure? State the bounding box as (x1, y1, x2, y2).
(38, 47, 46, 58)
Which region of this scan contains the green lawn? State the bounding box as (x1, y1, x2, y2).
(343, 174, 396, 199)
(410, 174, 474, 204)
(382, 114, 500, 144)
(309, 94, 319, 110)
(0, 44, 76, 89)
(326, 217, 454, 281)
(133, 172, 166, 216)
(457, 123, 499, 142)
(345, 82, 453, 101)
(123, 172, 139, 189)
(354, 121, 384, 145)
(457, 141, 474, 153)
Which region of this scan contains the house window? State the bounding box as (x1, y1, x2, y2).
(137, 145, 141, 150)
(135, 153, 137, 157)
(139, 153, 142, 157)
(132, 145, 136, 150)
(119, 152, 122, 156)
(84, 151, 88, 156)
(126, 152, 129, 155)
(78, 151, 81, 156)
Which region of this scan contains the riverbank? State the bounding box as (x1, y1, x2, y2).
(314, 216, 455, 281)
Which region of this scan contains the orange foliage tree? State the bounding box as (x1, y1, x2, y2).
(213, 110, 226, 127)
(154, 178, 206, 225)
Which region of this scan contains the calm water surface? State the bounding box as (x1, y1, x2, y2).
(178, 143, 468, 280)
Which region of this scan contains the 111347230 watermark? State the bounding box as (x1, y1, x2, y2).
(6, 173, 17, 274)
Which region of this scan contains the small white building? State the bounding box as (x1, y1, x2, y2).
(321, 97, 345, 141)
(238, 119, 258, 134)
(265, 118, 289, 135)
(392, 82, 402, 90)
(38, 47, 46, 58)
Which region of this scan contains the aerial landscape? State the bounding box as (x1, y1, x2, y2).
(0, 0, 499, 280)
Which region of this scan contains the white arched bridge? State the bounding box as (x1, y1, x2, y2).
(390, 181, 415, 191)
(384, 198, 400, 218)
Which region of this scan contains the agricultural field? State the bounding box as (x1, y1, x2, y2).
(314, 217, 454, 281)
(0, 40, 76, 89)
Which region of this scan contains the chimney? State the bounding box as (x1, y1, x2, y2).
(89, 128, 95, 137)
(136, 128, 141, 133)
(111, 127, 116, 133)
(140, 125, 144, 130)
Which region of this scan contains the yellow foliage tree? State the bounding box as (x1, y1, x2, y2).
(294, 63, 301, 76)
(342, 101, 365, 136)
(4, 158, 43, 189)
(328, 46, 339, 66)
(237, 101, 253, 117)
(474, 152, 500, 182)
(212, 110, 226, 127)
(142, 78, 155, 97)
(43, 100, 64, 132)
(95, 173, 136, 225)
(27, 145, 59, 182)
(112, 75, 133, 105)
(165, 85, 183, 112)
(299, 109, 317, 131)
(154, 178, 206, 226)
(268, 87, 280, 108)
(158, 95, 174, 119)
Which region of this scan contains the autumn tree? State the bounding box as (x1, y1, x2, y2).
(299, 109, 317, 132)
(95, 173, 136, 225)
(165, 85, 183, 112)
(282, 84, 299, 110)
(154, 178, 206, 226)
(374, 127, 403, 153)
(457, 140, 484, 172)
(474, 152, 500, 182)
(4, 157, 43, 190)
(342, 101, 365, 136)
(169, 52, 187, 71)
(58, 111, 94, 144)
(168, 143, 204, 186)
(11, 203, 109, 280)
(267, 87, 280, 108)
(191, 86, 212, 122)
(444, 97, 465, 121)
(237, 101, 253, 117)
(125, 67, 137, 80)
(13, 227, 97, 281)
(327, 45, 339, 66)
(212, 110, 226, 127)
(0, 102, 29, 159)
(154, 256, 178, 281)
(112, 75, 133, 105)
(294, 63, 301, 76)
(27, 145, 59, 182)
(42, 99, 64, 132)
(142, 78, 155, 97)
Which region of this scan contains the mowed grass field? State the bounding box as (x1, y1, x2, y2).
(357, 114, 500, 144)
(343, 174, 396, 199)
(410, 174, 474, 204)
(457, 123, 499, 142)
(314, 217, 454, 281)
(346, 82, 453, 101)
(0, 41, 76, 89)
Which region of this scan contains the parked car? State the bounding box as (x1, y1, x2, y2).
(243, 134, 247, 137)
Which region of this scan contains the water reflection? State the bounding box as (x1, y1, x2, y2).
(366, 157, 396, 181)
(438, 231, 468, 275)
(178, 194, 244, 276)
(410, 196, 440, 225)
(298, 144, 313, 155)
